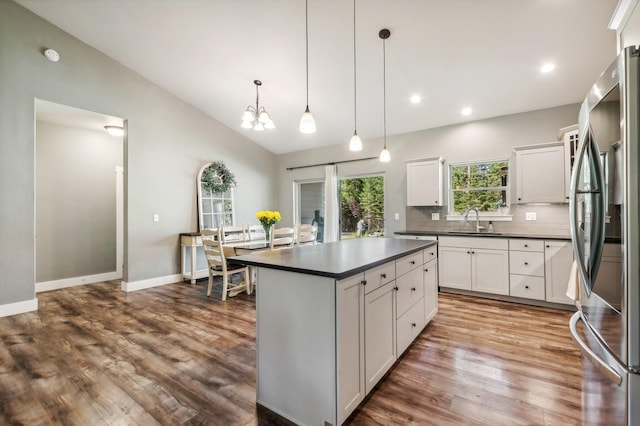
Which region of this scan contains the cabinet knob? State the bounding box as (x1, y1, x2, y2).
(361, 280, 367, 286)
(524, 262, 529, 265)
(394, 286, 399, 291)
(524, 244, 528, 247)
(411, 323, 417, 328)
(471, 251, 475, 255)
(518, 197, 522, 201)
(410, 261, 416, 265)
(381, 273, 387, 279)
(411, 287, 416, 292)
(467, 251, 470, 254)
(430, 252, 434, 256)
(525, 285, 529, 289)
(425, 268, 429, 272)
(546, 245, 550, 248)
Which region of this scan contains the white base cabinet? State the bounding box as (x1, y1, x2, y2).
(439, 236, 509, 295)
(544, 240, 574, 305)
(364, 281, 396, 395)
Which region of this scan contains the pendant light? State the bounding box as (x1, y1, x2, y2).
(299, 0, 316, 134)
(379, 28, 391, 163)
(348, 0, 362, 151)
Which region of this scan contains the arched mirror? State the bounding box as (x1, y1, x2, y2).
(197, 162, 236, 230)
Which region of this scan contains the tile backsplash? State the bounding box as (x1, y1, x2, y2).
(406, 204, 570, 237)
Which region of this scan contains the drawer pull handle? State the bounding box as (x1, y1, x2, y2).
(361, 280, 367, 286)
(411, 323, 417, 328)
(381, 273, 387, 279)
(411, 287, 416, 292)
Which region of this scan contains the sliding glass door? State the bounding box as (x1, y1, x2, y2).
(295, 180, 325, 243)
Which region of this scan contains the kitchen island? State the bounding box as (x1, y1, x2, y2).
(231, 237, 438, 426)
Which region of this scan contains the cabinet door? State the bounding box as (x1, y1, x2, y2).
(439, 246, 472, 290)
(515, 145, 565, 203)
(364, 281, 396, 394)
(407, 159, 442, 206)
(544, 241, 574, 305)
(424, 259, 438, 323)
(396, 267, 424, 318)
(472, 248, 509, 295)
(337, 274, 365, 423)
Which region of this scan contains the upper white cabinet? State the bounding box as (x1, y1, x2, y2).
(514, 143, 566, 203)
(406, 157, 443, 206)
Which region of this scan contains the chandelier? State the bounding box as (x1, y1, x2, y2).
(241, 80, 275, 131)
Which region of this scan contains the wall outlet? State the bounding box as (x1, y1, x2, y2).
(432, 213, 440, 221)
(525, 212, 536, 221)
(394, 212, 400, 220)
(153, 214, 160, 223)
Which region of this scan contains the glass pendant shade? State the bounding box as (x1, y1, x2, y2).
(379, 147, 390, 162)
(241, 119, 253, 129)
(349, 132, 363, 151)
(258, 109, 270, 123)
(242, 109, 254, 121)
(254, 121, 265, 131)
(299, 106, 316, 134)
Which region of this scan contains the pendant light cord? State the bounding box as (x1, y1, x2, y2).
(353, 0, 357, 130)
(382, 35, 386, 149)
(305, 0, 309, 107)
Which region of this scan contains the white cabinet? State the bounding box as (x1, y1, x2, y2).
(423, 258, 438, 323)
(406, 157, 443, 206)
(438, 237, 509, 295)
(337, 274, 365, 424)
(544, 240, 574, 305)
(509, 239, 546, 301)
(514, 143, 565, 203)
(364, 280, 396, 394)
(560, 125, 579, 200)
(395, 253, 426, 356)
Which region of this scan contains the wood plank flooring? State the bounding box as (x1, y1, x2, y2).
(0, 280, 621, 425)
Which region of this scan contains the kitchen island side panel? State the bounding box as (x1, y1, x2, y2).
(256, 267, 337, 425)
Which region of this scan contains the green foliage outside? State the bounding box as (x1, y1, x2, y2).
(451, 162, 508, 212)
(341, 176, 384, 236)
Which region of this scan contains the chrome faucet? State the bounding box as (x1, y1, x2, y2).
(463, 207, 481, 232)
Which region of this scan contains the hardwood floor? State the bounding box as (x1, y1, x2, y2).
(0, 281, 620, 425)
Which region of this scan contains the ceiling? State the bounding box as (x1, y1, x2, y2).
(17, 0, 619, 154)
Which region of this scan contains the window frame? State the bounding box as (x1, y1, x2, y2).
(446, 159, 512, 221)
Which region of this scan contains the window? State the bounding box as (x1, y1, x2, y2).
(449, 160, 509, 215)
(340, 175, 385, 239)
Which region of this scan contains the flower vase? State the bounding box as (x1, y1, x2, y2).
(264, 225, 271, 241)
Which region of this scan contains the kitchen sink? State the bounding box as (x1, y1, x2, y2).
(446, 231, 502, 236)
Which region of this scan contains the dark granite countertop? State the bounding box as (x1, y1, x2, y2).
(395, 230, 572, 241)
(230, 237, 436, 280)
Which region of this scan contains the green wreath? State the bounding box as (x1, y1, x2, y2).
(201, 160, 237, 194)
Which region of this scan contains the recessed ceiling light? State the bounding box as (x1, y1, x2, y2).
(43, 48, 60, 62)
(410, 95, 421, 104)
(461, 107, 472, 116)
(541, 63, 555, 73)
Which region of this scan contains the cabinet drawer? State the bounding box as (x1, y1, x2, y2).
(438, 236, 508, 250)
(396, 267, 424, 317)
(509, 251, 545, 277)
(423, 246, 438, 264)
(396, 251, 423, 277)
(509, 239, 543, 252)
(364, 261, 395, 294)
(396, 298, 425, 356)
(510, 274, 545, 300)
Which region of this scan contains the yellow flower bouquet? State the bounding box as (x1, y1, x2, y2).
(256, 210, 281, 239)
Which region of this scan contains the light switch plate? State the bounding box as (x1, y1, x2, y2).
(394, 213, 400, 220)
(153, 214, 160, 222)
(432, 213, 440, 221)
(525, 212, 536, 221)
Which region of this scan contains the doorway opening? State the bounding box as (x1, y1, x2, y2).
(340, 175, 385, 240)
(35, 99, 125, 292)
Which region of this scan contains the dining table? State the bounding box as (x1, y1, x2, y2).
(223, 240, 271, 286)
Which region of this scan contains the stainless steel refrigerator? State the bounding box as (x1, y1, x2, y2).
(569, 45, 640, 425)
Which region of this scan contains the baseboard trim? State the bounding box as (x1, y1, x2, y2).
(121, 274, 183, 292)
(0, 297, 38, 318)
(36, 271, 120, 293)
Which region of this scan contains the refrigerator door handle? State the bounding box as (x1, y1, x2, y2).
(569, 311, 623, 386)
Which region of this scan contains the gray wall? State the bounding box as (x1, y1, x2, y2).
(277, 104, 580, 236)
(36, 121, 121, 282)
(0, 0, 277, 306)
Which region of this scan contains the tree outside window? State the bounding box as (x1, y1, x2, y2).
(341, 176, 384, 239)
(450, 161, 509, 213)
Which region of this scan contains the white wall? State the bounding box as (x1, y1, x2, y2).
(0, 0, 277, 309)
(277, 104, 580, 235)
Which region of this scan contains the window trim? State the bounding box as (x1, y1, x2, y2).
(446, 159, 512, 221)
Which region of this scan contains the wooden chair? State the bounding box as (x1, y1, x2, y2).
(219, 225, 246, 244)
(201, 228, 250, 300)
(270, 226, 295, 250)
(296, 223, 318, 246)
(247, 224, 267, 241)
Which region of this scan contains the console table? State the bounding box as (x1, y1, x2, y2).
(180, 232, 209, 284)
